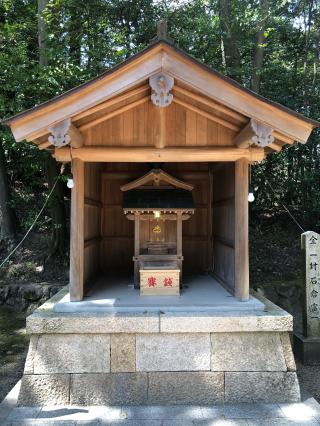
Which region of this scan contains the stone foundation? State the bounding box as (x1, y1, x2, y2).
(18, 290, 300, 405)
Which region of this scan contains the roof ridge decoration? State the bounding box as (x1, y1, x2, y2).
(150, 20, 175, 45)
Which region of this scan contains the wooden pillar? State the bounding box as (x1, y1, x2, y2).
(234, 158, 249, 301)
(134, 212, 140, 288)
(69, 158, 84, 301)
(177, 211, 183, 283)
(207, 168, 213, 272)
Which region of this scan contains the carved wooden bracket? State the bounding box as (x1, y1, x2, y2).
(48, 119, 83, 148)
(149, 73, 174, 108)
(250, 119, 274, 147)
(235, 118, 274, 148)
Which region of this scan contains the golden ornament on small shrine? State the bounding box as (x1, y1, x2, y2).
(153, 224, 161, 234)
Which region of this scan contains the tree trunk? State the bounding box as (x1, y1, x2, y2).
(38, 0, 67, 257)
(0, 140, 18, 241)
(251, 0, 269, 93)
(38, 0, 48, 67)
(45, 155, 67, 256)
(218, 0, 241, 82)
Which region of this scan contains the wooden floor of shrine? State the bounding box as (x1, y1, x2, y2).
(54, 273, 264, 313)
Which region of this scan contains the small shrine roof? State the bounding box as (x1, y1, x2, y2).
(123, 189, 195, 210)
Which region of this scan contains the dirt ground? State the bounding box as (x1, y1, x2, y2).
(0, 305, 29, 402)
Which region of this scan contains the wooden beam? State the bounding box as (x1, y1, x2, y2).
(234, 158, 249, 302)
(173, 98, 240, 132)
(273, 131, 294, 145)
(69, 158, 84, 301)
(38, 141, 51, 150)
(84, 198, 102, 208)
(156, 107, 166, 148)
(125, 213, 191, 221)
(235, 122, 255, 148)
(54, 146, 266, 163)
(79, 97, 149, 131)
(234, 118, 281, 151)
(84, 236, 102, 248)
(174, 85, 247, 123)
(269, 143, 282, 152)
(69, 123, 84, 148)
(74, 84, 149, 121)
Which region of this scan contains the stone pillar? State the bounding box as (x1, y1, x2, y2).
(294, 231, 320, 364)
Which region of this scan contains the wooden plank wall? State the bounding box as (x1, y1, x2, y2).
(83, 103, 236, 147)
(100, 164, 148, 272)
(212, 163, 235, 293)
(84, 162, 102, 289)
(100, 163, 211, 273)
(165, 164, 211, 272)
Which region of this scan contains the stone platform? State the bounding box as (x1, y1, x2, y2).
(53, 275, 265, 313)
(18, 288, 300, 406)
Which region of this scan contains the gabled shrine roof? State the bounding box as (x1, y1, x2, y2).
(3, 37, 319, 149)
(123, 188, 195, 210)
(4, 38, 319, 129)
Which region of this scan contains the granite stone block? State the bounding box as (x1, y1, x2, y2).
(225, 372, 300, 403)
(33, 334, 110, 374)
(70, 373, 148, 405)
(211, 332, 287, 371)
(24, 336, 39, 374)
(148, 372, 224, 404)
(17, 374, 70, 406)
(280, 332, 296, 371)
(136, 333, 210, 371)
(27, 311, 159, 334)
(160, 310, 293, 333)
(111, 334, 136, 372)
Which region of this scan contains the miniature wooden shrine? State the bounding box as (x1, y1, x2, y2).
(121, 168, 195, 294)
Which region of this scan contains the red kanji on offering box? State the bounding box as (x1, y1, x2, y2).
(148, 276, 157, 287)
(164, 277, 173, 287)
(140, 270, 179, 295)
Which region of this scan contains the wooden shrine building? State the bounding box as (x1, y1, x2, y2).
(4, 24, 320, 406)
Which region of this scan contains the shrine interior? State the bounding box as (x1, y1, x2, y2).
(81, 161, 238, 301)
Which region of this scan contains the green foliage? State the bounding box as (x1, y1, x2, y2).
(0, 0, 319, 233)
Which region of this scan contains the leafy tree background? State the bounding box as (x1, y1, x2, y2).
(0, 0, 319, 284)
